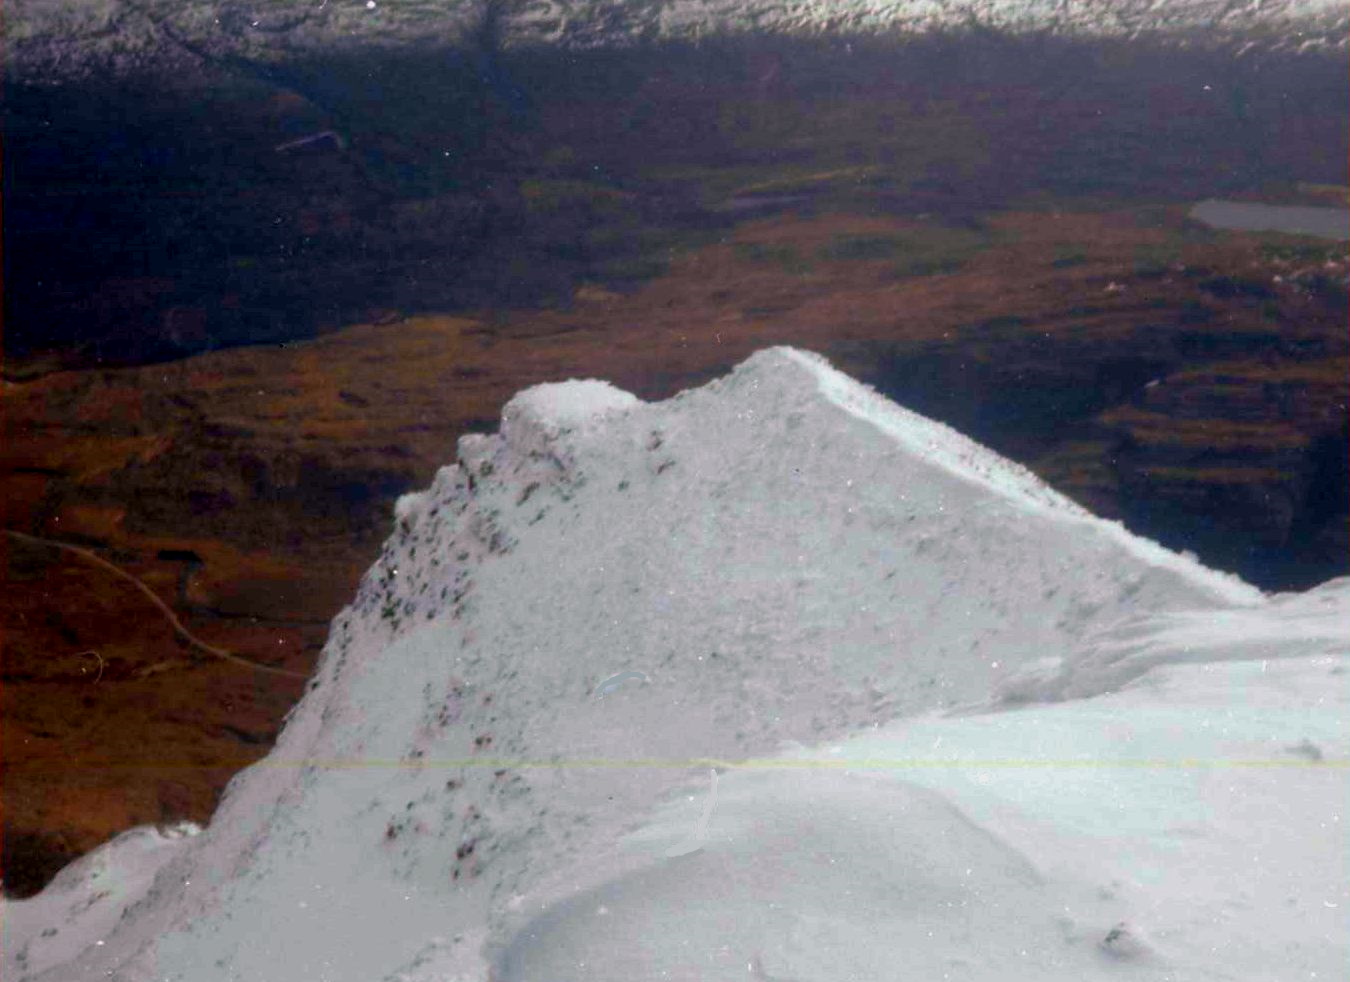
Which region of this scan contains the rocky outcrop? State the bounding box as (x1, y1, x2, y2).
(1097, 361, 1348, 589)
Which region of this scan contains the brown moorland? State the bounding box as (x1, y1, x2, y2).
(3, 198, 1346, 896)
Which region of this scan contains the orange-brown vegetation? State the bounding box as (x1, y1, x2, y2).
(2, 200, 1345, 895)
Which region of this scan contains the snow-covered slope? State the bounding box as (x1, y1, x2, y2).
(4, 347, 1343, 982)
(7, 0, 1347, 82)
(496, 626, 1348, 981)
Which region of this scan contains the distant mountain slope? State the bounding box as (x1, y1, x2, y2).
(7, 0, 1347, 81)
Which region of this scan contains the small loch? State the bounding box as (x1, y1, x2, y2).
(1190, 199, 1350, 241)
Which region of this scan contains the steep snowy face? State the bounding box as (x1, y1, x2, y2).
(20, 347, 1259, 982)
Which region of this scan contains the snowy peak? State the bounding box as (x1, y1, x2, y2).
(498, 378, 640, 456)
(11, 347, 1279, 982)
(774, 346, 1095, 515)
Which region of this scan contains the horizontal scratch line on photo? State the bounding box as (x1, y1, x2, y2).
(15, 757, 1347, 772)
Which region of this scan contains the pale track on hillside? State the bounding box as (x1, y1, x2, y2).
(4, 529, 308, 680)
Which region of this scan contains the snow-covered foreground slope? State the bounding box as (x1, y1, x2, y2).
(3, 347, 1343, 982)
(498, 618, 1348, 981)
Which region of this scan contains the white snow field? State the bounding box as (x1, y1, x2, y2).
(2, 347, 1345, 981)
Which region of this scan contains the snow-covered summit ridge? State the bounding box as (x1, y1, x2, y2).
(501, 377, 638, 432)
(515, 0, 1349, 50)
(499, 377, 640, 454)
(6, 346, 1321, 982)
(765, 347, 1258, 605)
(393, 378, 637, 523)
(787, 346, 1090, 515)
(7, 0, 1346, 82)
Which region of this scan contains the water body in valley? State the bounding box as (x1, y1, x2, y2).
(1190, 199, 1350, 241)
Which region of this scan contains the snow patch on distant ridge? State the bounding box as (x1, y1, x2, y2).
(7, 0, 1347, 84)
